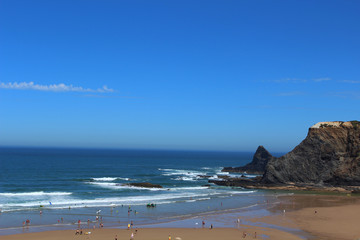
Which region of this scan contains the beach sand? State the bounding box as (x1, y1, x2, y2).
(0, 227, 303, 240)
(2, 194, 360, 240)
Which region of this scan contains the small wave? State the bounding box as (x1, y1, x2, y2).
(170, 186, 208, 190)
(159, 168, 206, 177)
(173, 177, 198, 181)
(0, 191, 72, 197)
(92, 177, 129, 181)
(87, 182, 164, 191)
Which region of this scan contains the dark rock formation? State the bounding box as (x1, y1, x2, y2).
(222, 146, 275, 174)
(262, 121, 360, 186)
(126, 182, 163, 188)
(210, 121, 360, 192)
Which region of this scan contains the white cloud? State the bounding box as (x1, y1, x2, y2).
(276, 91, 305, 96)
(0, 82, 114, 93)
(313, 77, 331, 82)
(272, 78, 308, 83)
(340, 80, 360, 84)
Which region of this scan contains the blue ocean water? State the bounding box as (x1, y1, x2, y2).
(0, 148, 281, 234)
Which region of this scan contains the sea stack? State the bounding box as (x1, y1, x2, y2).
(222, 146, 275, 174)
(262, 121, 360, 186)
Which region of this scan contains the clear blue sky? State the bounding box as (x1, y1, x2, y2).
(0, 0, 359, 152)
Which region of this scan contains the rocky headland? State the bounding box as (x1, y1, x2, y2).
(210, 121, 360, 193)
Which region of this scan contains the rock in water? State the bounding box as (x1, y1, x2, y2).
(127, 182, 163, 188)
(262, 121, 360, 186)
(223, 146, 275, 174)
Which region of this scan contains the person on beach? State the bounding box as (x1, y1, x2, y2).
(128, 223, 130, 230)
(131, 220, 133, 228)
(130, 232, 134, 240)
(210, 224, 213, 229)
(168, 235, 171, 240)
(202, 220, 205, 228)
(115, 234, 118, 240)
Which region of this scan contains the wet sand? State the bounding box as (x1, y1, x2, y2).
(1, 194, 360, 240)
(0, 227, 302, 240)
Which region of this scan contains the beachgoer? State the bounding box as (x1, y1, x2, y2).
(210, 224, 213, 229)
(131, 220, 133, 228)
(168, 235, 171, 240)
(254, 231, 257, 238)
(115, 234, 118, 240)
(76, 229, 80, 235)
(202, 220, 205, 228)
(80, 229, 83, 235)
(128, 223, 130, 230)
(61, 217, 63, 222)
(130, 232, 134, 240)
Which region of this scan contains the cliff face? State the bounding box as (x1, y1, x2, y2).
(223, 146, 275, 174)
(262, 121, 360, 186)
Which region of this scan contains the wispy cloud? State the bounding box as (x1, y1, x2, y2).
(272, 78, 308, 83)
(313, 77, 331, 82)
(0, 81, 114, 93)
(270, 77, 331, 83)
(340, 80, 360, 84)
(276, 91, 305, 97)
(327, 91, 360, 99)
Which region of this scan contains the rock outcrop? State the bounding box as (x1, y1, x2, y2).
(262, 121, 360, 186)
(126, 182, 163, 188)
(222, 146, 275, 174)
(211, 121, 360, 192)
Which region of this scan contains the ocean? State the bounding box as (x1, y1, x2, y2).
(0, 148, 283, 235)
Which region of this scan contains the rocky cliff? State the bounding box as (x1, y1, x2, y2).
(262, 121, 360, 186)
(223, 146, 275, 174)
(211, 121, 360, 192)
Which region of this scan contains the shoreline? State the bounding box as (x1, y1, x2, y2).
(2, 194, 360, 239)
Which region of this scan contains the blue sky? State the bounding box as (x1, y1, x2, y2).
(0, 0, 359, 152)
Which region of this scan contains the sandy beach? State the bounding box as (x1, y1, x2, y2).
(1, 194, 360, 240)
(0, 227, 303, 240)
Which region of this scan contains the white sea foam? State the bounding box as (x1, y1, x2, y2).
(1, 191, 214, 211)
(92, 177, 129, 181)
(173, 177, 198, 181)
(159, 168, 207, 181)
(170, 186, 208, 191)
(87, 182, 164, 191)
(0, 192, 72, 197)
